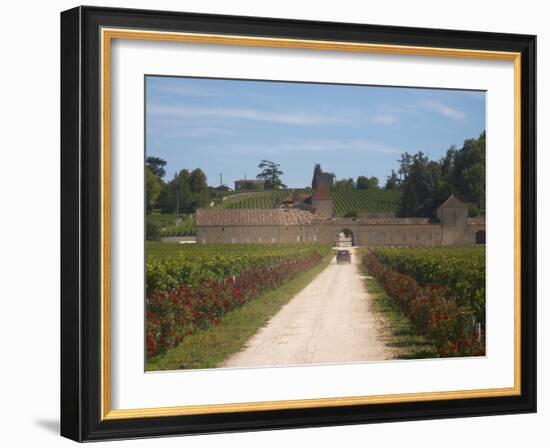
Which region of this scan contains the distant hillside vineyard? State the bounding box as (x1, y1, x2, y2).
(330, 189, 401, 215)
(216, 190, 303, 209)
(214, 189, 401, 215)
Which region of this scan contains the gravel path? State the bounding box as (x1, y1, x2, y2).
(221, 247, 391, 368)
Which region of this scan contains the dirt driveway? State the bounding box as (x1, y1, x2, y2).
(221, 247, 391, 368)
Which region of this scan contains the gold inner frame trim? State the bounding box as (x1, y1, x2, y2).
(100, 27, 522, 421)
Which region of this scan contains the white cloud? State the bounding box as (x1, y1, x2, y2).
(223, 139, 400, 155)
(421, 100, 466, 122)
(148, 104, 349, 126)
(150, 127, 236, 138)
(150, 84, 223, 98)
(371, 114, 399, 125)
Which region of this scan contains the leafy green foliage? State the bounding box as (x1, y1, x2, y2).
(146, 243, 332, 295)
(153, 166, 211, 215)
(146, 156, 167, 179)
(363, 247, 485, 357)
(146, 243, 332, 357)
(145, 167, 161, 213)
(147, 254, 333, 370)
(145, 215, 162, 241)
(397, 132, 486, 217)
(256, 159, 286, 189)
(384, 169, 400, 190)
(333, 178, 355, 190)
(356, 176, 379, 189)
(369, 246, 486, 322)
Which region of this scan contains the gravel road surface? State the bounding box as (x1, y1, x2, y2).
(222, 247, 391, 368)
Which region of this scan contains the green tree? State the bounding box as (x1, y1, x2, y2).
(395, 131, 485, 218)
(439, 132, 485, 210)
(171, 169, 192, 214)
(145, 215, 161, 241)
(398, 180, 419, 217)
(397, 152, 413, 180)
(145, 167, 161, 212)
(357, 176, 379, 189)
(189, 168, 209, 209)
(384, 169, 400, 190)
(146, 156, 167, 180)
(257, 160, 286, 189)
(334, 178, 355, 190)
(397, 152, 434, 217)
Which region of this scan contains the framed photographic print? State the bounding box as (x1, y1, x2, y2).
(60, 6, 536, 442)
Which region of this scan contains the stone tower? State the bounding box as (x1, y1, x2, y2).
(311, 183, 333, 218)
(436, 195, 468, 245)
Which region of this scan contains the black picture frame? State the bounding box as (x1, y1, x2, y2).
(61, 5, 536, 442)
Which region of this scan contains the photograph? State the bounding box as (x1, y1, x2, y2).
(57, 5, 537, 442)
(144, 76, 487, 371)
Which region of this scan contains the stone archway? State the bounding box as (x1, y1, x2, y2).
(337, 228, 354, 247)
(475, 230, 486, 245)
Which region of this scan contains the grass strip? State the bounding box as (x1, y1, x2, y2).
(363, 271, 438, 360)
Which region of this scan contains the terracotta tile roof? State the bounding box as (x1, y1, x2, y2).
(311, 183, 331, 201)
(438, 195, 467, 209)
(196, 208, 318, 226)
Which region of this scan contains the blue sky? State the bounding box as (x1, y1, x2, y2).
(146, 76, 485, 188)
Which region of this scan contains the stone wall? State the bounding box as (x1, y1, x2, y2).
(358, 224, 442, 246)
(311, 199, 333, 218)
(465, 224, 486, 245)
(196, 224, 320, 244)
(196, 207, 484, 246)
(198, 222, 444, 245)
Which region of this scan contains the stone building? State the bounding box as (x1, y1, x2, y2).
(310, 183, 333, 219)
(196, 189, 485, 246)
(234, 179, 265, 191)
(317, 171, 336, 188)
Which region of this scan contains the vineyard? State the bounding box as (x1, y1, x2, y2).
(214, 188, 401, 215)
(217, 190, 303, 209)
(363, 246, 485, 357)
(369, 246, 485, 321)
(146, 243, 332, 357)
(159, 216, 196, 237)
(331, 189, 401, 215)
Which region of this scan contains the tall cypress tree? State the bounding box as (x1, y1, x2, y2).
(311, 163, 322, 189)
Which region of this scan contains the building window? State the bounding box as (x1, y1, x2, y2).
(416, 233, 420, 241)
(221, 227, 225, 231)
